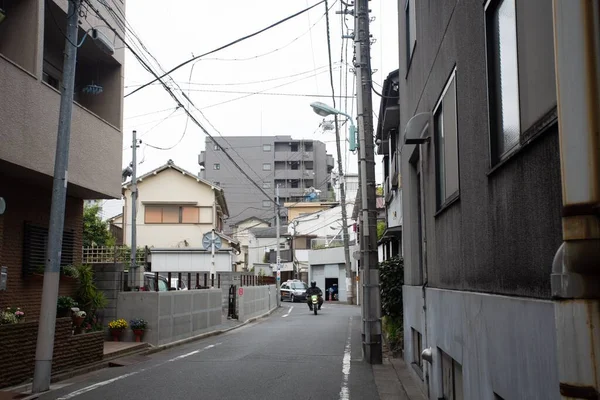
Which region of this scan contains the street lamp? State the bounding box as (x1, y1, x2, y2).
(310, 102, 357, 151)
(309, 101, 355, 305)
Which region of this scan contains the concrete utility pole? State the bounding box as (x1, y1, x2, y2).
(276, 184, 281, 307)
(551, 1, 600, 398)
(354, 0, 382, 364)
(129, 130, 141, 289)
(32, 0, 81, 392)
(332, 120, 354, 305)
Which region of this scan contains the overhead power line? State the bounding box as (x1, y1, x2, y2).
(84, 0, 280, 207)
(125, 0, 326, 98)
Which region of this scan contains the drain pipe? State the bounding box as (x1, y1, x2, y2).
(551, 1, 600, 399)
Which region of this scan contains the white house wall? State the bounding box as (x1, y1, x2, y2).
(124, 168, 219, 249)
(150, 250, 233, 272)
(292, 204, 356, 242)
(386, 188, 402, 228)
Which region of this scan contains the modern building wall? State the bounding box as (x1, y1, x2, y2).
(396, 0, 561, 398)
(0, 0, 124, 199)
(199, 136, 334, 230)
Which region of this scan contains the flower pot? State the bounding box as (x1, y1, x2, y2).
(110, 328, 123, 342)
(132, 329, 145, 342)
(72, 316, 85, 334)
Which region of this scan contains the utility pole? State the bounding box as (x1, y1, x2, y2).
(129, 130, 141, 289)
(32, 0, 81, 392)
(275, 185, 281, 307)
(210, 229, 216, 287)
(333, 116, 354, 305)
(354, 0, 382, 364)
(551, 1, 600, 398)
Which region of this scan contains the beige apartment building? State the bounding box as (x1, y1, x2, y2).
(0, 0, 125, 317)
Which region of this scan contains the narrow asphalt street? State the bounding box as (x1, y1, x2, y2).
(37, 303, 380, 400)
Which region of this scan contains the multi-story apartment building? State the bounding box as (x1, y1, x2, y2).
(381, 0, 562, 398)
(0, 1, 124, 317)
(199, 135, 335, 231)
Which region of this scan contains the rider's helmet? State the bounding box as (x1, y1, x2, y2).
(310, 281, 317, 288)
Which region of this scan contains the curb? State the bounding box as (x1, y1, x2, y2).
(3, 306, 280, 397)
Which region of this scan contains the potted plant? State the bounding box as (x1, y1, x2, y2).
(57, 296, 78, 318)
(130, 319, 148, 342)
(72, 310, 86, 334)
(107, 318, 128, 342)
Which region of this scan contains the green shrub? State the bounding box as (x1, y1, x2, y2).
(379, 256, 404, 318)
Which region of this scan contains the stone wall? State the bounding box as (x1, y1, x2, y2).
(0, 317, 104, 388)
(93, 262, 124, 325)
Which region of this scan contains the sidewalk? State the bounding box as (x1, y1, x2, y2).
(372, 346, 427, 400)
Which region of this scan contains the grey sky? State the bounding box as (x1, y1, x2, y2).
(103, 0, 398, 219)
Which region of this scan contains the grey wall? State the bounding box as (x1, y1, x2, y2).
(117, 289, 222, 346)
(201, 136, 332, 230)
(94, 262, 124, 326)
(403, 286, 559, 400)
(398, 0, 561, 298)
(237, 285, 277, 322)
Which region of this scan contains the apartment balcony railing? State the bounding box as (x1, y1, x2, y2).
(310, 238, 344, 250)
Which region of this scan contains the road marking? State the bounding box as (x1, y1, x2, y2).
(282, 306, 294, 317)
(57, 342, 221, 399)
(339, 317, 352, 400)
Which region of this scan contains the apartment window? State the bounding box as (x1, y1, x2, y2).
(263, 163, 271, 171)
(145, 205, 203, 224)
(263, 182, 271, 189)
(486, 0, 521, 163)
(405, 0, 417, 70)
(262, 200, 271, 208)
(440, 350, 464, 400)
(290, 143, 299, 152)
(213, 163, 220, 170)
(411, 329, 423, 372)
(263, 144, 272, 152)
(214, 144, 221, 151)
(434, 69, 459, 209)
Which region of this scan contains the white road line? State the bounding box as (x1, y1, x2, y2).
(339, 317, 352, 400)
(282, 306, 294, 317)
(56, 342, 221, 399)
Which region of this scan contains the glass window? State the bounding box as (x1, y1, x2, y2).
(262, 200, 271, 208)
(162, 206, 179, 223)
(434, 70, 459, 209)
(486, 0, 521, 163)
(158, 279, 168, 291)
(213, 163, 220, 170)
(262, 163, 271, 171)
(145, 206, 162, 223)
(214, 144, 220, 151)
(405, 0, 417, 69)
(181, 207, 199, 223)
(263, 144, 272, 152)
(263, 182, 271, 189)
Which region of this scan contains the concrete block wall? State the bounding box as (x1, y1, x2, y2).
(93, 262, 124, 326)
(116, 289, 222, 346)
(237, 285, 277, 322)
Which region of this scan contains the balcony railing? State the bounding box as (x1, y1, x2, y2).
(311, 238, 344, 250)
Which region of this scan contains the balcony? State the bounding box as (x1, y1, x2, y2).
(274, 151, 305, 162)
(326, 154, 335, 172)
(198, 151, 205, 167)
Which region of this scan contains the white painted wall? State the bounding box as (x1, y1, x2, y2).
(123, 168, 223, 249)
(289, 204, 356, 242)
(386, 188, 402, 228)
(149, 250, 234, 272)
(247, 233, 287, 268)
(403, 285, 559, 400)
(309, 264, 347, 302)
(233, 218, 269, 266)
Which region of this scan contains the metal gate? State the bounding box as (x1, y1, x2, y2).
(228, 284, 238, 320)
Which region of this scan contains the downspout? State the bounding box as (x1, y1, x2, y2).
(418, 145, 431, 400)
(551, 1, 600, 398)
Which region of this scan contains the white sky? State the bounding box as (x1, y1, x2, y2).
(102, 0, 398, 219)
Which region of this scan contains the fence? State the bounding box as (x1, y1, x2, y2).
(311, 238, 344, 250)
(82, 246, 146, 265)
(122, 271, 275, 292)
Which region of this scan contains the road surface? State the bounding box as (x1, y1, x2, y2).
(38, 303, 380, 400)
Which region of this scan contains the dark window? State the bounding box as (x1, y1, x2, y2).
(23, 223, 75, 276)
(434, 70, 459, 209)
(486, 0, 521, 164)
(290, 143, 299, 152)
(213, 163, 220, 170)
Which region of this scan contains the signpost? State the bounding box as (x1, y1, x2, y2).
(202, 230, 222, 287)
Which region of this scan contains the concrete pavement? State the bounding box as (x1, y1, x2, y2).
(16, 303, 426, 400)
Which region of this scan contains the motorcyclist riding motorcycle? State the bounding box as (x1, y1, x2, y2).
(305, 281, 324, 311)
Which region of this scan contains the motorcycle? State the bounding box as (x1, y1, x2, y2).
(311, 294, 319, 315)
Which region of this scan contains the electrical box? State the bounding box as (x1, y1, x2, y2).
(0, 266, 7, 291)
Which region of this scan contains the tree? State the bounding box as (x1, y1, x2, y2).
(83, 203, 115, 247)
(376, 185, 384, 196)
(377, 220, 386, 240)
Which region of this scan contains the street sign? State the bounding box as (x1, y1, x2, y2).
(238, 287, 244, 296)
(202, 232, 222, 250)
(276, 270, 281, 281)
